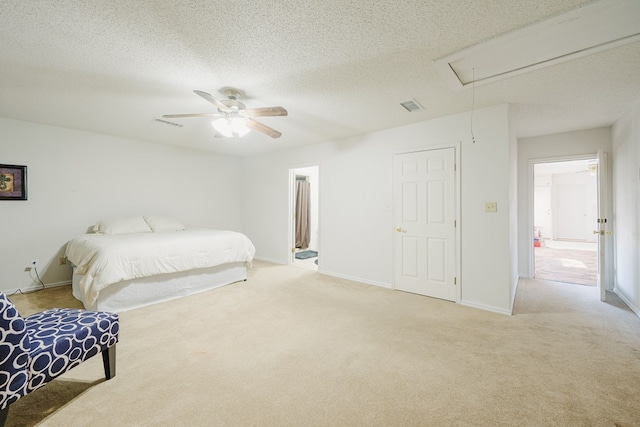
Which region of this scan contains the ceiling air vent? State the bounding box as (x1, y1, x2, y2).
(400, 99, 423, 112)
(153, 118, 183, 128)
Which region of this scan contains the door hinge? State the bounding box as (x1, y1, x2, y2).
(454, 277, 457, 285)
(291, 248, 296, 253)
(454, 220, 457, 227)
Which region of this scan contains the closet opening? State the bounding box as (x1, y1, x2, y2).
(289, 165, 319, 270)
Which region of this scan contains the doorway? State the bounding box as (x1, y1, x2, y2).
(533, 159, 598, 286)
(290, 166, 319, 270)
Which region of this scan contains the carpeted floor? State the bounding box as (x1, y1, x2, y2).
(6, 260, 640, 426)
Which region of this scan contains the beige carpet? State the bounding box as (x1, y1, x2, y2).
(6, 261, 640, 426)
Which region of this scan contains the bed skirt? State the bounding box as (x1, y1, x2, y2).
(72, 262, 248, 312)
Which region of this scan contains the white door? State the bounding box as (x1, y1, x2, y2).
(596, 150, 609, 301)
(534, 185, 551, 239)
(393, 148, 456, 301)
(555, 183, 588, 240)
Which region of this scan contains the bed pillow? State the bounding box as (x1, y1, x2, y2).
(143, 216, 186, 232)
(94, 216, 152, 235)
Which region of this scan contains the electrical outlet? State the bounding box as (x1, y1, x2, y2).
(484, 202, 498, 213)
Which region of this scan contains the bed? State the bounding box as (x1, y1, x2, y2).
(65, 216, 256, 312)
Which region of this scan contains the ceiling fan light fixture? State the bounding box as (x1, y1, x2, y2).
(230, 116, 250, 137)
(166, 88, 285, 139)
(212, 117, 233, 137)
(212, 116, 250, 138)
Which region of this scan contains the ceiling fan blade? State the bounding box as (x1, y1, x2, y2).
(247, 118, 282, 138)
(194, 90, 229, 111)
(245, 106, 288, 117)
(162, 113, 218, 118)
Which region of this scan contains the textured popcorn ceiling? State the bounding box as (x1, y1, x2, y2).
(0, 0, 639, 156)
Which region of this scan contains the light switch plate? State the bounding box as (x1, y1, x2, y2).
(485, 202, 497, 213)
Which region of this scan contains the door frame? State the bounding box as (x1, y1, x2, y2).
(391, 142, 462, 303)
(528, 153, 611, 296)
(288, 163, 320, 266)
(596, 149, 609, 301)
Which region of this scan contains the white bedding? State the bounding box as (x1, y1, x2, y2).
(65, 229, 256, 308)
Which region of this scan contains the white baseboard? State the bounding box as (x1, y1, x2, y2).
(6, 280, 71, 296)
(614, 289, 640, 318)
(319, 270, 392, 289)
(460, 299, 512, 316)
(322, 271, 512, 315)
(253, 256, 286, 265)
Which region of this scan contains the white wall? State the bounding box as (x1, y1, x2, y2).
(243, 104, 516, 314)
(611, 99, 640, 315)
(517, 127, 612, 279)
(0, 118, 243, 293)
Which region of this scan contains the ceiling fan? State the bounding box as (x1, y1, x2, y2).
(163, 88, 287, 138)
(576, 162, 598, 175)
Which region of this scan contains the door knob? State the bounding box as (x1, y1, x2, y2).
(395, 227, 406, 233)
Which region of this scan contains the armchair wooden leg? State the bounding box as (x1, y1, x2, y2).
(0, 405, 9, 427)
(102, 345, 116, 380)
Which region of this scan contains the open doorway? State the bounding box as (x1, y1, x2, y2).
(290, 166, 319, 270)
(533, 159, 597, 286)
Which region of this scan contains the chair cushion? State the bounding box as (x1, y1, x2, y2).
(0, 295, 30, 410)
(25, 309, 119, 392)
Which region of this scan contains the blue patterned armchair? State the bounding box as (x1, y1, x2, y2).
(0, 291, 119, 426)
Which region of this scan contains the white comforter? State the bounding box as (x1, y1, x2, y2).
(65, 229, 256, 307)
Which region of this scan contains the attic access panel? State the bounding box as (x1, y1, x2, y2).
(435, 0, 640, 89)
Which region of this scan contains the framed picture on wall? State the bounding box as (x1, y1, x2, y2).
(0, 164, 27, 200)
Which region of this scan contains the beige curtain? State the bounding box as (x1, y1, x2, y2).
(295, 180, 311, 249)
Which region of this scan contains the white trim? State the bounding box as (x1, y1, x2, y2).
(253, 256, 286, 265)
(527, 160, 535, 278)
(6, 280, 72, 296)
(320, 270, 392, 289)
(392, 140, 462, 156)
(614, 289, 640, 318)
(434, 0, 640, 90)
(460, 300, 513, 316)
(510, 277, 521, 314)
(287, 168, 296, 265)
